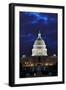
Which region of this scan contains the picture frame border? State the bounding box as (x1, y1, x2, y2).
(9, 3, 65, 87)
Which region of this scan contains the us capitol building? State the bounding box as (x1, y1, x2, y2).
(20, 32, 57, 78)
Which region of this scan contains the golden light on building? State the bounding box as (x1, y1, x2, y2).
(45, 63, 49, 66)
(49, 63, 54, 66)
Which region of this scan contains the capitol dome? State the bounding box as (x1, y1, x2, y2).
(32, 31, 47, 56)
(34, 36, 45, 46)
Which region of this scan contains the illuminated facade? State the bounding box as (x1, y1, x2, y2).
(32, 32, 47, 56)
(20, 56, 57, 77)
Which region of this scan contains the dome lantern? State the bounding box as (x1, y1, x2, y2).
(38, 31, 41, 39)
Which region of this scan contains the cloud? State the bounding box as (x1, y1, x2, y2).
(21, 12, 49, 26)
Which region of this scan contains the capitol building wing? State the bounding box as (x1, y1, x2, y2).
(32, 32, 47, 56)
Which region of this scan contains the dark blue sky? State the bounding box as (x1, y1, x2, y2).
(20, 12, 58, 57)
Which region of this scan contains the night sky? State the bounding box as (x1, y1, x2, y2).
(20, 12, 58, 57)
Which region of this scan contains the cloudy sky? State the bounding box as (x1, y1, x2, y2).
(19, 12, 58, 57)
